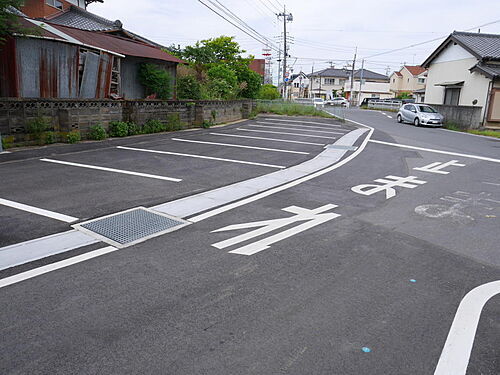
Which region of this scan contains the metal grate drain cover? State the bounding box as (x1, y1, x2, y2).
(74, 207, 190, 248)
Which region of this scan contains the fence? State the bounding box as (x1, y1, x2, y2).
(367, 100, 402, 110)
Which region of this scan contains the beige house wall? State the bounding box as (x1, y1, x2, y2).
(390, 68, 426, 93)
(425, 57, 491, 118)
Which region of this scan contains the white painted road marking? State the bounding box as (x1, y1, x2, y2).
(210, 132, 325, 146)
(482, 181, 500, 187)
(238, 128, 337, 140)
(263, 118, 342, 127)
(117, 146, 286, 169)
(40, 158, 182, 182)
(247, 124, 345, 135)
(369, 140, 500, 164)
(212, 204, 340, 256)
(256, 121, 349, 132)
(0, 246, 118, 289)
(171, 138, 309, 155)
(0, 198, 78, 223)
(434, 280, 500, 375)
(189, 127, 373, 223)
(352, 175, 427, 199)
(414, 160, 466, 175)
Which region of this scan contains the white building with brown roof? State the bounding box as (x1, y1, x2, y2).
(389, 66, 427, 97)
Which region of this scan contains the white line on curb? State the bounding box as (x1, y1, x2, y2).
(238, 128, 337, 140)
(40, 158, 182, 182)
(117, 146, 286, 169)
(210, 132, 325, 146)
(368, 140, 500, 164)
(0, 246, 118, 289)
(0, 198, 78, 223)
(171, 138, 309, 155)
(434, 280, 500, 375)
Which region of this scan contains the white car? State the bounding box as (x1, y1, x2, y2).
(313, 98, 325, 108)
(326, 97, 349, 106)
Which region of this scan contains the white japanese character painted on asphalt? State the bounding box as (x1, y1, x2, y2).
(351, 175, 427, 199)
(413, 160, 466, 175)
(211, 204, 341, 256)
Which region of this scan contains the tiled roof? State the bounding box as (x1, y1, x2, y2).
(452, 31, 500, 60)
(470, 63, 500, 78)
(394, 71, 403, 77)
(309, 68, 351, 78)
(404, 65, 426, 76)
(47, 5, 118, 31)
(353, 69, 388, 80)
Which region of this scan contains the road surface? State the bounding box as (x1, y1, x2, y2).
(0, 108, 499, 374)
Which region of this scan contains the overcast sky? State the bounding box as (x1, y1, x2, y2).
(89, 0, 500, 82)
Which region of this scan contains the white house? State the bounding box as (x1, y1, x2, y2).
(344, 69, 393, 104)
(422, 31, 500, 128)
(308, 68, 351, 99)
(389, 65, 427, 97)
(289, 72, 309, 99)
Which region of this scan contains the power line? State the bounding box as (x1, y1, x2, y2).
(197, 0, 280, 52)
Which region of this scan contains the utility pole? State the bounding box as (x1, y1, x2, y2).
(277, 7, 293, 99)
(310, 63, 314, 98)
(358, 59, 365, 106)
(349, 47, 357, 106)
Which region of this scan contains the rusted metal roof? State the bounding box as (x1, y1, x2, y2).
(49, 23, 184, 64)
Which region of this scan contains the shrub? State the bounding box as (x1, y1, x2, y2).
(1, 135, 14, 149)
(258, 84, 280, 100)
(127, 122, 141, 136)
(108, 121, 129, 137)
(88, 125, 107, 140)
(167, 113, 182, 131)
(139, 63, 172, 100)
(67, 131, 81, 144)
(143, 119, 166, 134)
(26, 117, 50, 143)
(201, 120, 213, 129)
(177, 75, 202, 100)
(44, 131, 56, 144)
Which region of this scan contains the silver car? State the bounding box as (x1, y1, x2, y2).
(397, 104, 444, 127)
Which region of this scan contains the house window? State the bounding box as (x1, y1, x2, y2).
(294, 82, 300, 88)
(393, 79, 395, 83)
(324, 78, 335, 85)
(46, 0, 63, 9)
(444, 88, 461, 106)
(418, 78, 425, 84)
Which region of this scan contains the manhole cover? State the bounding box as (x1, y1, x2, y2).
(73, 207, 190, 248)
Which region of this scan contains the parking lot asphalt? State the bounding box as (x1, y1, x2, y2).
(0, 111, 499, 374)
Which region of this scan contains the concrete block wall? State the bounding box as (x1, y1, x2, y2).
(428, 104, 483, 129)
(0, 98, 254, 145)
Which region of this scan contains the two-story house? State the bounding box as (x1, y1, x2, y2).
(343, 69, 392, 104)
(389, 65, 427, 98)
(422, 31, 500, 129)
(308, 68, 350, 99)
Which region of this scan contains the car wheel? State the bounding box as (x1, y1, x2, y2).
(397, 115, 403, 123)
(414, 117, 420, 127)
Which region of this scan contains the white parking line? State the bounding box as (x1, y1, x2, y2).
(434, 280, 500, 375)
(0, 246, 118, 289)
(209, 132, 325, 146)
(248, 124, 344, 135)
(238, 128, 336, 140)
(117, 146, 286, 169)
(171, 138, 309, 155)
(368, 140, 500, 164)
(387, 115, 393, 119)
(0, 198, 78, 223)
(40, 158, 182, 182)
(482, 181, 500, 187)
(256, 121, 349, 132)
(262, 118, 341, 127)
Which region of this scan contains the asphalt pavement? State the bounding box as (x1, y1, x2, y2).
(0, 110, 499, 374)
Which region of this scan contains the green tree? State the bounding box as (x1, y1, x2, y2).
(0, 0, 38, 44)
(207, 65, 238, 99)
(177, 75, 202, 100)
(258, 84, 280, 100)
(396, 91, 412, 100)
(235, 66, 262, 99)
(139, 63, 172, 100)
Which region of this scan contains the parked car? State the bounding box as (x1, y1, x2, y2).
(313, 98, 325, 108)
(397, 104, 444, 127)
(326, 97, 349, 106)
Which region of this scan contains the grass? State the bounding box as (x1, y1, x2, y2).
(444, 122, 500, 138)
(254, 102, 334, 118)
